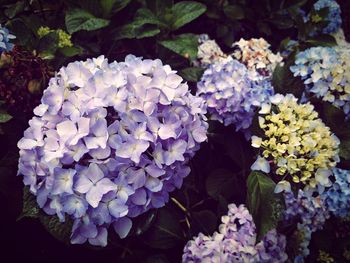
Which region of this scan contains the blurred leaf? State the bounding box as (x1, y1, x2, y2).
(321, 103, 350, 139)
(257, 21, 272, 35)
(4, 1, 25, 19)
(143, 207, 183, 249)
(17, 187, 39, 221)
(59, 46, 83, 57)
(223, 5, 245, 20)
(205, 168, 236, 200)
(0, 111, 12, 123)
(101, 0, 131, 16)
(65, 9, 110, 34)
(305, 34, 336, 47)
(247, 171, 280, 240)
(39, 214, 73, 244)
(171, 1, 206, 30)
(339, 139, 350, 160)
(272, 61, 304, 98)
(192, 210, 217, 235)
(159, 33, 198, 60)
(270, 16, 294, 29)
(37, 31, 59, 54)
(283, 0, 307, 9)
(6, 18, 32, 46)
(130, 209, 157, 236)
(179, 67, 204, 82)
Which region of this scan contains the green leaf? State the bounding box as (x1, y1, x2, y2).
(4, 1, 25, 19)
(65, 9, 110, 34)
(305, 34, 337, 47)
(192, 210, 217, 235)
(17, 187, 39, 221)
(247, 171, 282, 240)
(272, 61, 304, 98)
(37, 31, 59, 54)
(159, 33, 198, 60)
(179, 67, 204, 82)
(130, 210, 157, 236)
(171, 1, 206, 30)
(223, 5, 245, 20)
(339, 139, 350, 160)
(0, 111, 12, 123)
(100, 0, 131, 16)
(205, 169, 236, 200)
(39, 213, 72, 244)
(143, 207, 183, 249)
(6, 18, 33, 46)
(59, 46, 83, 57)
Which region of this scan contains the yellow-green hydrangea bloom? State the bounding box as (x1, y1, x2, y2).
(37, 26, 72, 48)
(317, 250, 334, 263)
(251, 94, 339, 187)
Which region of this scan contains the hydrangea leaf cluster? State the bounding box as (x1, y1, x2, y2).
(290, 46, 350, 118)
(251, 94, 340, 187)
(231, 38, 283, 79)
(182, 203, 288, 262)
(17, 55, 208, 246)
(313, 0, 342, 34)
(37, 26, 73, 48)
(0, 24, 15, 52)
(197, 59, 274, 134)
(194, 34, 231, 68)
(283, 189, 330, 258)
(321, 168, 350, 218)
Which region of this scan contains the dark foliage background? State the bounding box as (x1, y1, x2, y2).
(0, 0, 349, 262)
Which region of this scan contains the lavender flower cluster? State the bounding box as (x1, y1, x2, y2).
(17, 55, 208, 246)
(313, 0, 342, 34)
(197, 59, 274, 135)
(290, 46, 350, 118)
(322, 168, 350, 218)
(0, 24, 15, 52)
(182, 203, 288, 262)
(284, 190, 330, 258)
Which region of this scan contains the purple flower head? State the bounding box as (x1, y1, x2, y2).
(197, 59, 274, 137)
(182, 203, 288, 262)
(17, 55, 208, 246)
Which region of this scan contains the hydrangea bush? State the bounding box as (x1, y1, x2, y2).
(197, 59, 274, 134)
(251, 93, 340, 187)
(17, 55, 208, 246)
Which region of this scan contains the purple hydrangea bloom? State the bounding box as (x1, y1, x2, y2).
(197, 60, 274, 136)
(321, 168, 350, 218)
(182, 203, 288, 262)
(283, 190, 329, 259)
(0, 24, 15, 52)
(17, 55, 208, 246)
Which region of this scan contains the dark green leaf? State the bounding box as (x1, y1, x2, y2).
(272, 61, 304, 98)
(321, 103, 350, 139)
(270, 16, 294, 29)
(192, 210, 217, 235)
(65, 9, 110, 34)
(0, 111, 12, 123)
(159, 33, 198, 60)
(305, 34, 337, 47)
(247, 171, 282, 240)
(179, 67, 204, 82)
(143, 207, 183, 249)
(39, 214, 73, 244)
(101, 0, 131, 16)
(59, 46, 83, 57)
(340, 139, 350, 160)
(114, 24, 160, 40)
(4, 1, 25, 19)
(223, 5, 245, 20)
(6, 18, 32, 46)
(171, 1, 206, 30)
(205, 169, 236, 200)
(146, 254, 170, 263)
(37, 31, 59, 54)
(17, 187, 39, 221)
(130, 210, 157, 236)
